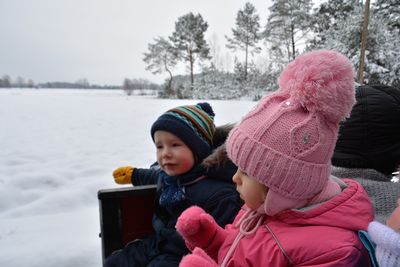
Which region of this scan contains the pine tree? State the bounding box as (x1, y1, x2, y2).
(310, 0, 400, 86)
(309, 0, 362, 50)
(170, 12, 210, 90)
(226, 2, 261, 80)
(373, 0, 400, 30)
(362, 10, 400, 86)
(370, 0, 400, 86)
(143, 36, 177, 93)
(264, 0, 313, 63)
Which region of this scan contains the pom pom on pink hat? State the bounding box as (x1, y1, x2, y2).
(227, 50, 355, 215)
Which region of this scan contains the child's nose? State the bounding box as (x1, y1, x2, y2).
(162, 147, 171, 157)
(232, 171, 240, 184)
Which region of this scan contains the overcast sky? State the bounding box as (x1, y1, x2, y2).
(0, 0, 279, 86)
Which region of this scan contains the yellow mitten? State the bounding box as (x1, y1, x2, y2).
(113, 166, 134, 184)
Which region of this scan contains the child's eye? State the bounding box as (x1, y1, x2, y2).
(172, 143, 181, 147)
(156, 145, 163, 149)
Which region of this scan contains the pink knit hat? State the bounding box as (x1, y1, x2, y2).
(226, 50, 356, 215)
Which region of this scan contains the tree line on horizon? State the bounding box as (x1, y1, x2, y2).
(2, 0, 398, 100)
(143, 0, 400, 100)
(0, 75, 160, 91)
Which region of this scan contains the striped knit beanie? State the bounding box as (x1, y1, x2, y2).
(226, 50, 356, 215)
(151, 102, 216, 162)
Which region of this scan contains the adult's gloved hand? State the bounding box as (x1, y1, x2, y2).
(112, 166, 134, 184)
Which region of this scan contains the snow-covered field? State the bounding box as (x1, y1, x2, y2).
(0, 89, 255, 267)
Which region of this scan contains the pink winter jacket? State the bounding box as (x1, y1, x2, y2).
(177, 179, 374, 267)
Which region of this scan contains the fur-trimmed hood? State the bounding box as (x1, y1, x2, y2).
(202, 123, 234, 169)
(201, 123, 237, 182)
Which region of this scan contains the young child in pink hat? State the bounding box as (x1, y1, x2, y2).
(175, 50, 375, 267)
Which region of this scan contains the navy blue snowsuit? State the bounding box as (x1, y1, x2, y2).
(104, 163, 241, 267)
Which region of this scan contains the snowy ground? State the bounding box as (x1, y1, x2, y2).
(0, 89, 255, 267)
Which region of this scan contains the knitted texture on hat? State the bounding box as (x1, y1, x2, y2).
(369, 221, 400, 267)
(151, 102, 216, 162)
(227, 50, 355, 205)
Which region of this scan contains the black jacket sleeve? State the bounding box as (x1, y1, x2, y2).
(131, 165, 160, 186)
(187, 179, 243, 227)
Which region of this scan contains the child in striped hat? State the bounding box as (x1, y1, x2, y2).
(105, 103, 242, 267)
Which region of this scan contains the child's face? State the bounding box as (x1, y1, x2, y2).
(387, 198, 400, 232)
(154, 130, 195, 176)
(232, 169, 268, 210)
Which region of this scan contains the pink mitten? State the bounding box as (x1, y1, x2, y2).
(179, 247, 218, 267)
(176, 206, 221, 249)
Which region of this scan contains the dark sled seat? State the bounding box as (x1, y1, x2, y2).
(98, 185, 157, 263)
